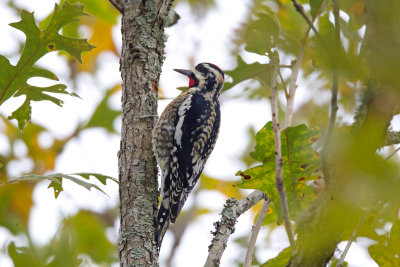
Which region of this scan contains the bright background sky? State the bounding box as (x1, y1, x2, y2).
(0, 0, 379, 266)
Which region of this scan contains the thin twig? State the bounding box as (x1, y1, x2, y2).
(330, 0, 341, 133)
(270, 50, 295, 247)
(384, 146, 400, 161)
(243, 198, 271, 267)
(332, 0, 341, 42)
(326, 71, 339, 142)
(285, 0, 324, 127)
(291, 0, 332, 61)
(284, 33, 309, 127)
(321, 0, 340, 182)
(291, 0, 322, 43)
(204, 190, 266, 267)
(336, 211, 369, 267)
(108, 0, 124, 14)
(279, 69, 289, 98)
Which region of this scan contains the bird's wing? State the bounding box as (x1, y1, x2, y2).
(168, 93, 220, 222)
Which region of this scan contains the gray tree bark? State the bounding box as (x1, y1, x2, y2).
(118, 0, 173, 266)
(204, 191, 266, 267)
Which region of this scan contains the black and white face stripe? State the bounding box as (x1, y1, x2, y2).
(204, 63, 224, 79)
(192, 63, 225, 92)
(194, 63, 224, 79)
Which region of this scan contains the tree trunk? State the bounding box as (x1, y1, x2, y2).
(118, 0, 173, 266)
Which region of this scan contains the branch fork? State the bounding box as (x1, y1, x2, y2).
(204, 190, 267, 267)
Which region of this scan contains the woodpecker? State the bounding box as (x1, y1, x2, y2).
(152, 62, 224, 250)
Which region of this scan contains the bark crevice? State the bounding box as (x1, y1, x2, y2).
(118, 0, 174, 266)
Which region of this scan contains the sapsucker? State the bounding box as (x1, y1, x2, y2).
(152, 62, 224, 250)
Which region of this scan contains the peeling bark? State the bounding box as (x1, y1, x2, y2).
(118, 0, 173, 266)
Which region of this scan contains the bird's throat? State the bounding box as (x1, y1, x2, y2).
(189, 77, 199, 88)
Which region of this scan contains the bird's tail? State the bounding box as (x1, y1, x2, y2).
(155, 197, 170, 251)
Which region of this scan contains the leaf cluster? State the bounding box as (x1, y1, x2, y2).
(236, 122, 320, 224)
(0, 2, 94, 130)
(223, 0, 400, 266)
(0, 1, 121, 266)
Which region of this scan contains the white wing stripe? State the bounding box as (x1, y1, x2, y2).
(174, 95, 192, 147)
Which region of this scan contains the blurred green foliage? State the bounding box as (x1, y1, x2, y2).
(261, 247, 291, 267)
(368, 221, 400, 266)
(7, 210, 117, 266)
(0, 1, 120, 265)
(224, 0, 400, 265)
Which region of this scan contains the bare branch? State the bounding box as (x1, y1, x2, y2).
(384, 131, 400, 146)
(269, 51, 295, 247)
(243, 198, 271, 267)
(285, 0, 323, 127)
(108, 0, 124, 14)
(204, 190, 266, 267)
(284, 32, 309, 127)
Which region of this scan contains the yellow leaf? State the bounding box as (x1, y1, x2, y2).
(79, 18, 118, 72)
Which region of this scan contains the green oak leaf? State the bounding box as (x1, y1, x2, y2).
(261, 247, 291, 267)
(236, 122, 320, 223)
(369, 220, 400, 266)
(245, 12, 279, 55)
(1, 173, 117, 199)
(224, 55, 271, 91)
(0, 1, 94, 130)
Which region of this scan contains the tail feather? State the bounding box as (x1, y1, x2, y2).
(156, 198, 170, 251)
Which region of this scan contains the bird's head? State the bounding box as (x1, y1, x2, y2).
(174, 63, 224, 94)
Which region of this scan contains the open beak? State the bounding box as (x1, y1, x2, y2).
(173, 69, 192, 77)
